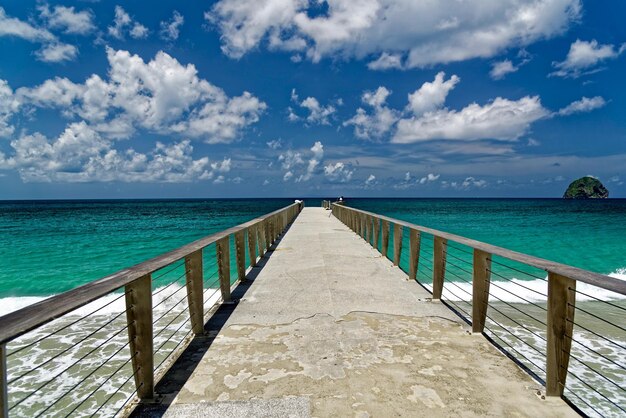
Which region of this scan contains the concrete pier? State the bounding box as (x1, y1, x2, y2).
(136, 208, 575, 417)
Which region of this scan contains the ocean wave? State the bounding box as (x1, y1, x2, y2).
(3, 284, 222, 417)
(420, 267, 626, 303)
(1, 268, 624, 317)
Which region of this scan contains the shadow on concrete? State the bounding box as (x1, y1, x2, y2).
(131, 223, 294, 417)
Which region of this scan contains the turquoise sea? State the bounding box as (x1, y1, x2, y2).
(347, 198, 626, 277)
(0, 198, 625, 311)
(0, 198, 624, 417)
(0, 199, 292, 305)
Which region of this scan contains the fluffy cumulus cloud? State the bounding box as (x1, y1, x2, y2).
(419, 173, 440, 184)
(343, 87, 398, 140)
(0, 122, 225, 183)
(160, 11, 184, 41)
(551, 39, 626, 78)
(0, 49, 266, 182)
(557, 96, 606, 116)
(394, 95, 549, 143)
(108, 6, 149, 40)
(38, 4, 96, 35)
(324, 162, 354, 183)
(13, 48, 265, 143)
(489, 51, 532, 80)
(490, 60, 518, 80)
(0, 7, 78, 62)
(35, 42, 78, 63)
(0, 80, 19, 137)
(344, 72, 551, 143)
(343, 71, 606, 143)
(365, 174, 376, 186)
(406, 72, 459, 115)
(207, 0, 581, 68)
(278, 141, 324, 182)
(296, 141, 323, 182)
(288, 89, 337, 125)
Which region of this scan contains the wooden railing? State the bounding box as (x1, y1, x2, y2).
(0, 202, 301, 417)
(332, 203, 626, 416)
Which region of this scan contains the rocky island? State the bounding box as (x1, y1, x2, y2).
(563, 176, 609, 199)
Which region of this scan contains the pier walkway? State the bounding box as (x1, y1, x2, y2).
(137, 208, 575, 417)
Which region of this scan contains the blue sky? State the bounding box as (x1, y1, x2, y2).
(0, 0, 625, 198)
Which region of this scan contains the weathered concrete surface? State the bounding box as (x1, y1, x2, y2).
(137, 207, 576, 417)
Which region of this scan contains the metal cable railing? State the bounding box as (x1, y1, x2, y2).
(0, 202, 302, 417)
(332, 203, 626, 418)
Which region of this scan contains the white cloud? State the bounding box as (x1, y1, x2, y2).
(365, 174, 376, 186)
(207, 0, 581, 68)
(0, 7, 78, 63)
(367, 52, 404, 70)
(344, 87, 398, 140)
(490, 60, 518, 80)
(394, 96, 548, 143)
(210, 157, 231, 174)
(324, 162, 354, 183)
(283, 171, 293, 181)
(557, 96, 606, 116)
(0, 122, 221, 183)
(266, 139, 282, 149)
(289, 89, 336, 125)
(278, 150, 304, 170)
(0, 7, 55, 42)
(0, 80, 19, 137)
(109, 6, 149, 40)
(551, 39, 626, 78)
(35, 42, 78, 63)
(443, 176, 487, 190)
(15, 48, 265, 143)
(38, 4, 95, 35)
(130, 23, 149, 39)
(296, 141, 323, 182)
(419, 173, 440, 184)
(406, 72, 459, 116)
(160, 11, 184, 41)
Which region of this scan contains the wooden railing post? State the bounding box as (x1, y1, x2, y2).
(357, 213, 362, 237)
(372, 217, 380, 250)
(409, 229, 420, 281)
(472, 249, 491, 333)
(432, 236, 447, 300)
(259, 221, 267, 255)
(235, 230, 246, 282)
(185, 251, 204, 335)
(216, 237, 231, 302)
(393, 224, 403, 266)
(248, 225, 257, 268)
(264, 219, 271, 251)
(1, 344, 8, 418)
(546, 272, 576, 397)
(365, 215, 371, 244)
(125, 274, 154, 400)
(381, 220, 390, 258)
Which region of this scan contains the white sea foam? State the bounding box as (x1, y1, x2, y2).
(421, 267, 626, 303)
(3, 284, 223, 417)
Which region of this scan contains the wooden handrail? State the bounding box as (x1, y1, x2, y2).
(332, 204, 626, 296)
(0, 203, 300, 345)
